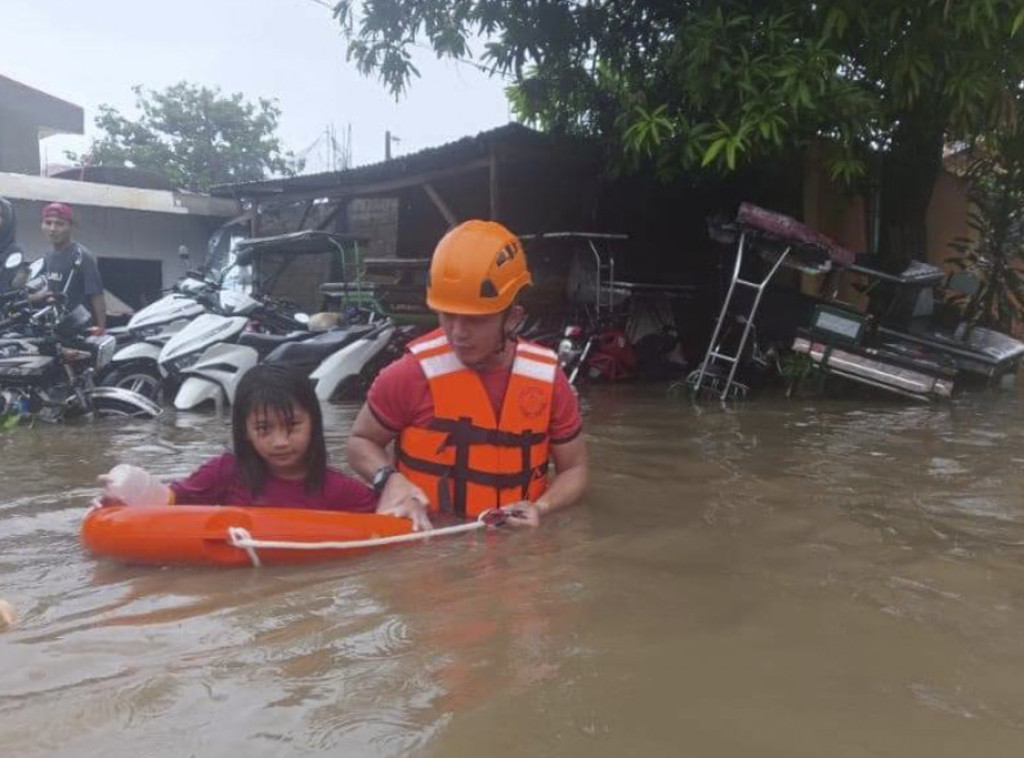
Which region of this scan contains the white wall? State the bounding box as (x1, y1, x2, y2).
(0, 173, 240, 298)
(9, 198, 223, 289)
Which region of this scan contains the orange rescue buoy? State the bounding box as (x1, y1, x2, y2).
(81, 505, 414, 567)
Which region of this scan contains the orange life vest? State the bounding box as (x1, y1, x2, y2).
(397, 329, 557, 519)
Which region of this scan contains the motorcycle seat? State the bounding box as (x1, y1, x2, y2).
(238, 330, 312, 357)
(264, 325, 374, 367)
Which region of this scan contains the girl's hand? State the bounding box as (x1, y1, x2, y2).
(0, 599, 16, 630)
(97, 465, 171, 508)
(376, 473, 433, 531)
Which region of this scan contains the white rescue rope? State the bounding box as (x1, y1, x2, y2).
(226, 512, 493, 568)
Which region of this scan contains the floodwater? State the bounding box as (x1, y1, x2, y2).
(2, 387, 1024, 757)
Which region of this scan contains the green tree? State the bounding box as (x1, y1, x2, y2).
(334, 0, 1024, 270)
(69, 82, 300, 192)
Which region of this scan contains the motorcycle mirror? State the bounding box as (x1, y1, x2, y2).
(27, 259, 45, 279)
(234, 247, 254, 267)
(293, 312, 310, 325)
(4, 252, 23, 270)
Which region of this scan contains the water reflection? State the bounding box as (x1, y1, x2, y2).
(2, 389, 1024, 755)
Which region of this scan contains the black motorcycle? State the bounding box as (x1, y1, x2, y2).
(0, 260, 162, 423)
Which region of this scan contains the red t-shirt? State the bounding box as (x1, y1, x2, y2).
(367, 352, 583, 444)
(170, 452, 377, 511)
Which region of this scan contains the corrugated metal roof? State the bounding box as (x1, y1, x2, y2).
(210, 123, 585, 199)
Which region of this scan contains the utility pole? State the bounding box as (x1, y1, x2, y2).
(385, 130, 400, 160)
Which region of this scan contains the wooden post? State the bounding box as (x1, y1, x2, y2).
(489, 151, 500, 221)
(296, 198, 315, 232)
(423, 182, 458, 228)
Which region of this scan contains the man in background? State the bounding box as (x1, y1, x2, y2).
(37, 202, 106, 333)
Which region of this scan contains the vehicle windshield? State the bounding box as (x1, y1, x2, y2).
(214, 238, 253, 294)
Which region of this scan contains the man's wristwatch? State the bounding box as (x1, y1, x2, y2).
(371, 464, 397, 494)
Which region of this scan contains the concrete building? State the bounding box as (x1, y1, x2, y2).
(0, 171, 240, 310)
(0, 75, 83, 176)
(0, 75, 240, 312)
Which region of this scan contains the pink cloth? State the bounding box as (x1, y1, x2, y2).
(170, 453, 377, 511)
(367, 352, 583, 444)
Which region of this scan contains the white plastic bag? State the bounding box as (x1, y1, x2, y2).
(98, 464, 171, 507)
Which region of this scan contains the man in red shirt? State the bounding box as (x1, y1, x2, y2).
(347, 220, 588, 530)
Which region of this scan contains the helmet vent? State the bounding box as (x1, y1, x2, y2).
(479, 279, 499, 298)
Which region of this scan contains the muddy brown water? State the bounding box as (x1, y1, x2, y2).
(2, 387, 1024, 756)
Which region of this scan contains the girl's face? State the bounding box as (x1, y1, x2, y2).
(245, 403, 312, 479)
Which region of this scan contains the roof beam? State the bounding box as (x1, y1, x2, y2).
(244, 157, 492, 205)
(423, 182, 458, 228)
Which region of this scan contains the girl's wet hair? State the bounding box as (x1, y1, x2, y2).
(231, 363, 326, 496)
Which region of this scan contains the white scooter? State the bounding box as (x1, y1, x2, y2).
(309, 321, 395, 400)
(164, 290, 314, 411)
(99, 275, 214, 400)
(256, 318, 397, 400)
(172, 316, 399, 411)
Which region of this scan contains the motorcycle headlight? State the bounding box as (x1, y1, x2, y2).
(83, 335, 116, 370)
(94, 335, 116, 370)
(168, 352, 201, 374)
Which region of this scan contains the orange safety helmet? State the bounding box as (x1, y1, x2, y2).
(426, 220, 532, 315)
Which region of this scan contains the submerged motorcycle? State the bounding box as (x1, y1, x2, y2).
(0, 259, 162, 422)
(98, 272, 219, 401)
(173, 311, 400, 411)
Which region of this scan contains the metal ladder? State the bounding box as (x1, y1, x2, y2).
(690, 233, 791, 400)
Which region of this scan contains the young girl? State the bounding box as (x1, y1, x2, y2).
(99, 364, 377, 512)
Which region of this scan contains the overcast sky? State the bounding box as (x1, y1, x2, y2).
(1, 0, 514, 173)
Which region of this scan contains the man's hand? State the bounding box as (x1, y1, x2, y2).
(88, 326, 106, 337)
(497, 501, 543, 528)
(376, 472, 433, 531)
(27, 291, 54, 305)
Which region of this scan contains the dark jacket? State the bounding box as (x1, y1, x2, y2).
(0, 197, 25, 294)
(0, 197, 22, 261)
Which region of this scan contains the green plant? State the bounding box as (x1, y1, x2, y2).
(1, 409, 22, 430)
(779, 352, 826, 397)
(946, 132, 1024, 334)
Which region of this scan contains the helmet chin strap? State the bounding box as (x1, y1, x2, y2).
(465, 309, 520, 370)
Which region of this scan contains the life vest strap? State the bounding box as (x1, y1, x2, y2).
(396, 446, 547, 490)
(428, 417, 547, 449)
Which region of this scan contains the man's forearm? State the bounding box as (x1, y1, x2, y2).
(347, 435, 393, 482)
(537, 463, 588, 515)
(91, 294, 106, 329)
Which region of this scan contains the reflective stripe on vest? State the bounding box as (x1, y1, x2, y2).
(397, 328, 556, 518)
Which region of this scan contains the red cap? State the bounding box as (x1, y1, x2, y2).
(42, 202, 73, 222)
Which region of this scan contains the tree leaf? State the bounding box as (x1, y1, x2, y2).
(701, 137, 728, 167)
